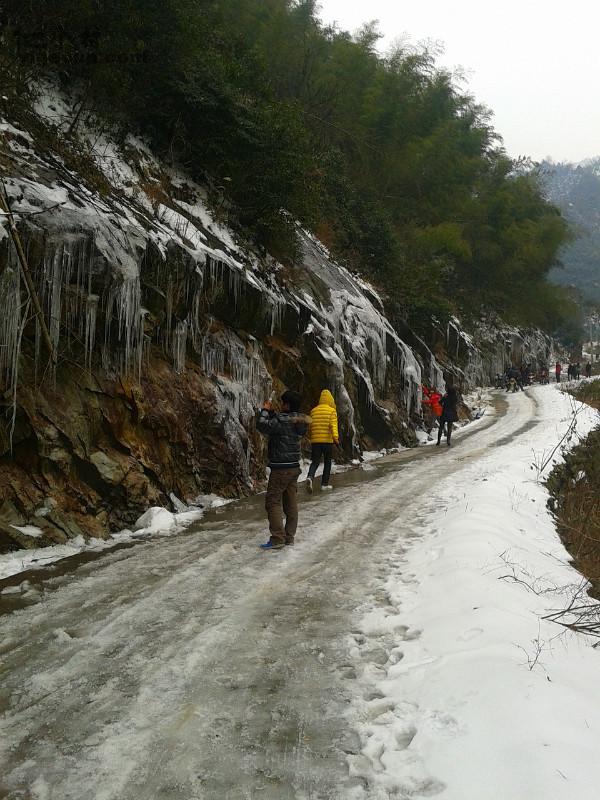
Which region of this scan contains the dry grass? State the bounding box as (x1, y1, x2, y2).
(547, 383, 600, 597)
(571, 378, 600, 411)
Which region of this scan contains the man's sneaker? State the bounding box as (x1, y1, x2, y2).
(259, 541, 284, 550)
(285, 540, 295, 546)
(321, 484, 333, 491)
(306, 477, 313, 494)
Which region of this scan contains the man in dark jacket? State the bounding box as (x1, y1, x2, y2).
(256, 390, 309, 550)
(437, 383, 459, 447)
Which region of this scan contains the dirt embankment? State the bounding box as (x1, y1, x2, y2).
(547, 380, 600, 597)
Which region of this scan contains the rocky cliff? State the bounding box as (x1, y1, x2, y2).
(0, 88, 553, 552)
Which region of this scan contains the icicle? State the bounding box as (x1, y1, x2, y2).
(200, 332, 226, 376)
(173, 319, 188, 373)
(0, 250, 32, 451)
(188, 288, 204, 353)
(367, 325, 387, 392)
(206, 257, 224, 294)
(265, 294, 284, 335)
(228, 268, 243, 308)
(43, 240, 74, 359)
(8, 298, 30, 451)
(84, 294, 99, 370)
(34, 317, 41, 385)
(199, 329, 271, 416)
(103, 276, 144, 376)
(165, 276, 173, 350)
(0, 264, 22, 395)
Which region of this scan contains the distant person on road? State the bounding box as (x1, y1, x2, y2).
(585, 361, 592, 378)
(437, 382, 459, 447)
(575, 362, 581, 380)
(507, 365, 524, 391)
(256, 390, 309, 550)
(555, 361, 562, 383)
(307, 389, 339, 492)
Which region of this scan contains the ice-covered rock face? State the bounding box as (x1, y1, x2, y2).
(0, 85, 562, 547)
(0, 85, 444, 539)
(429, 314, 554, 390)
(447, 319, 554, 387)
(0, 87, 431, 432)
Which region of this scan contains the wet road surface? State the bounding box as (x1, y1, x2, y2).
(0, 391, 537, 799)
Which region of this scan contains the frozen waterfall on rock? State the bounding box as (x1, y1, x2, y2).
(0, 85, 449, 538)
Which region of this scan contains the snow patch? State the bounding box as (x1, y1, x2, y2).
(134, 507, 177, 533)
(346, 386, 600, 799)
(10, 525, 44, 539)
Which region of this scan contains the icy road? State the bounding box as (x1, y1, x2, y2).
(1, 387, 600, 800)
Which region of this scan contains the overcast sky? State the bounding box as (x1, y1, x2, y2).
(318, 0, 600, 164)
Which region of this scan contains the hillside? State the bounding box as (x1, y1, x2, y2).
(1, 0, 578, 335)
(0, 85, 555, 548)
(542, 158, 600, 303)
(3, 7, 600, 799)
(0, 0, 575, 548)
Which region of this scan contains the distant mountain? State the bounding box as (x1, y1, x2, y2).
(541, 158, 600, 303)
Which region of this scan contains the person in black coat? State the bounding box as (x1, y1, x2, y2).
(437, 383, 459, 447)
(256, 390, 309, 549)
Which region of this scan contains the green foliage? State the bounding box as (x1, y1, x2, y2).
(1, 0, 577, 335)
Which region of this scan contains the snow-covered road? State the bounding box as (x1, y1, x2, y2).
(1, 386, 599, 800)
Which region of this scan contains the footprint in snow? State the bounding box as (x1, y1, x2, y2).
(399, 626, 422, 641)
(458, 627, 484, 641)
(409, 777, 447, 797)
(364, 689, 386, 701)
(387, 648, 404, 665)
(361, 646, 390, 666)
(428, 710, 461, 735)
(365, 698, 396, 721)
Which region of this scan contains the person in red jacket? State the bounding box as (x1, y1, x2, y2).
(422, 385, 443, 433)
(555, 361, 562, 383)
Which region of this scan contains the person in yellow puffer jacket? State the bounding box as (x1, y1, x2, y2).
(306, 389, 339, 493)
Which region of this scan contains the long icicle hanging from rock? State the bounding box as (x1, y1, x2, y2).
(0, 177, 57, 368)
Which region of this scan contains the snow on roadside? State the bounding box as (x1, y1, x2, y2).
(346, 385, 600, 800)
(0, 538, 92, 584)
(0, 497, 231, 583)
